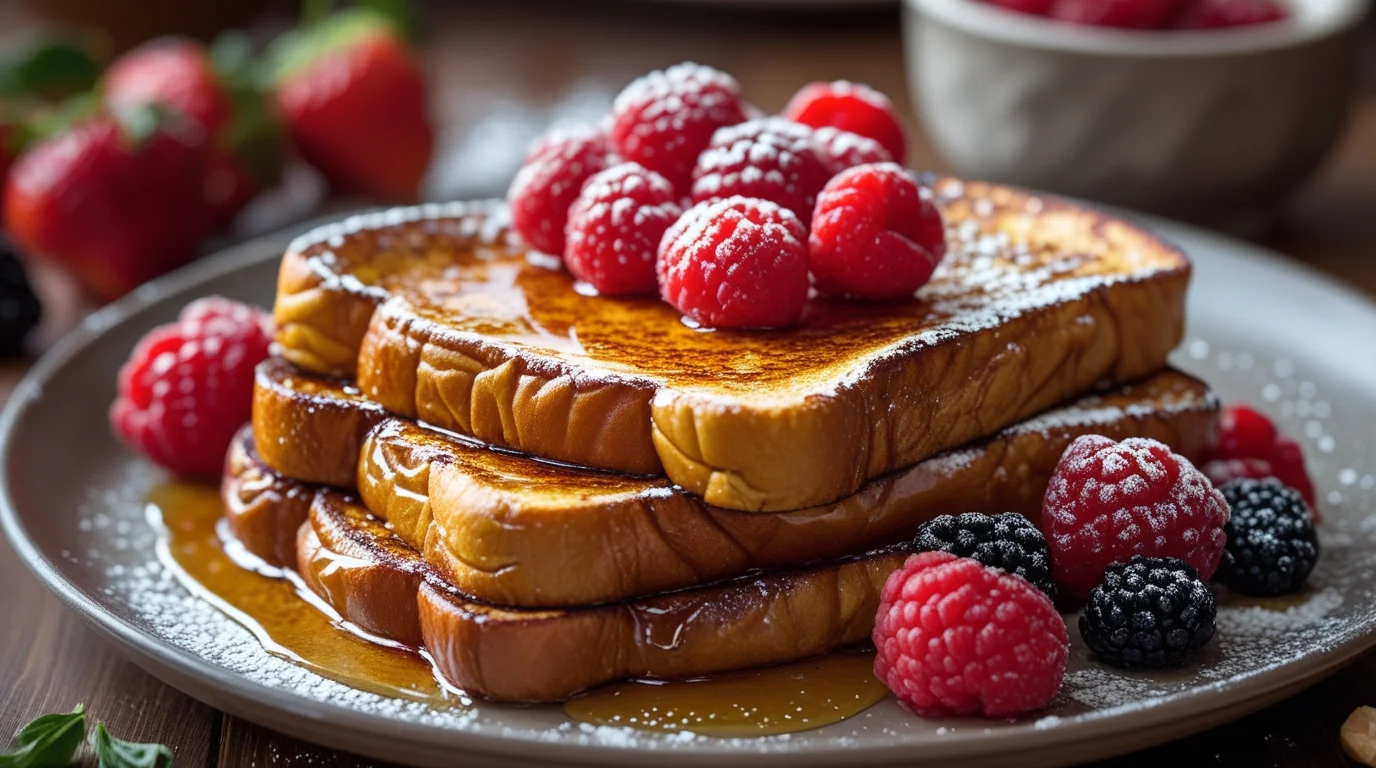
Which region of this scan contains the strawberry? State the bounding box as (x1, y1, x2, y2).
(269, 10, 433, 202)
(103, 36, 283, 230)
(3, 107, 210, 302)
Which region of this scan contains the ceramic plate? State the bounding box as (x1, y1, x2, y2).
(3, 207, 1375, 768)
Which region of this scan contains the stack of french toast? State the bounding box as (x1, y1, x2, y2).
(220, 179, 1217, 703)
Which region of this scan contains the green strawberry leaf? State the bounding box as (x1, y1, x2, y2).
(0, 37, 104, 101)
(354, 0, 415, 39)
(90, 723, 171, 768)
(0, 704, 86, 768)
(267, 7, 404, 85)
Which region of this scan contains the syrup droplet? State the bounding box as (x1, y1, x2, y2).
(563, 653, 888, 737)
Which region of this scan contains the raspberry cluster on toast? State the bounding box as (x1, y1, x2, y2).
(273, 182, 1190, 512)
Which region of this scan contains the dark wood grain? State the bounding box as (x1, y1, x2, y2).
(0, 529, 217, 767)
(1, 2, 1375, 767)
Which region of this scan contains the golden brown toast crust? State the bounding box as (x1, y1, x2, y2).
(296, 488, 901, 703)
(222, 426, 315, 567)
(254, 358, 1216, 606)
(370, 372, 1215, 607)
(296, 494, 429, 647)
(273, 183, 1190, 511)
(252, 359, 387, 487)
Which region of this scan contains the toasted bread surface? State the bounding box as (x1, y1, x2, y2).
(296, 494, 429, 646)
(222, 426, 316, 567)
(257, 359, 1215, 606)
(273, 182, 1189, 511)
(294, 488, 901, 702)
(252, 359, 387, 487)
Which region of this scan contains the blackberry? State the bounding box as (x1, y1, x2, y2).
(0, 240, 41, 357)
(912, 512, 1057, 599)
(1216, 478, 1319, 596)
(1079, 555, 1216, 669)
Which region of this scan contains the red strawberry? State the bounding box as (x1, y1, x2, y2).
(0, 122, 18, 185)
(269, 11, 434, 202)
(103, 36, 283, 230)
(3, 108, 210, 301)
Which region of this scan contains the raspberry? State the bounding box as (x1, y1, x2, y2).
(610, 62, 749, 192)
(1051, 0, 1185, 28)
(657, 196, 809, 329)
(1210, 405, 1316, 507)
(873, 551, 1068, 718)
(1217, 479, 1319, 596)
(987, 0, 1056, 14)
(508, 125, 610, 257)
(1175, 0, 1287, 28)
(810, 126, 893, 175)
(110, 297, 273, 480)
(1042, 435, 1230, 599)
(691, 117, 832, 223)
(564, 163, 682, 296)
(179, 295, 265, 328)
(1079, 556, 1216, 669)
(912, 512, 1057, 599)
(808, 162, 946, 300)
(782, 81, 907, 165)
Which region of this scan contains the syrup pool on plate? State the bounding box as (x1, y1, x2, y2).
(145, 482, 447, 705)
(145, 481, 890, 736)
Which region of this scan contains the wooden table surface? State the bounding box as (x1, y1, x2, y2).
(3, 3, 1376, 766)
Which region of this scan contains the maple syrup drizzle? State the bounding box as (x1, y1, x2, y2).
(145, 482, 889, 735)
(563, 654, 889, 738)
(145, 483, 447, 706)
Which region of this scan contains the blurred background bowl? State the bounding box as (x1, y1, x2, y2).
(904, 0, 1371, 230)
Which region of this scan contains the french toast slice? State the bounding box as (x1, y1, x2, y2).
(252, 358, 1216, 607)
(222, 426, 315, 568)
(252, 358, 387, 487)
(273, 181, 1190, 512)
(292, 488, 902, 703)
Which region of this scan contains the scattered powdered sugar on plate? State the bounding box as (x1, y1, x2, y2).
(34, 332, 1376, 758)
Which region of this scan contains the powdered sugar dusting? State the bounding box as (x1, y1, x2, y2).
(23, 333, 1376, 759)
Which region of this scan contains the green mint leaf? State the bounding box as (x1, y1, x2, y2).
(0, 704, 86, 768)
(90, 723, 171, 768)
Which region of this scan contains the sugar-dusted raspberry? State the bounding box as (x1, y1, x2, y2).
(564, 162, 683, 296)
(110, 297, 273, 480)
(783, 81, 907, 165)
(1175, 0, 1287, 28)
(873, 551, 1068, 718)
(808, 162, 946, 300)
(610, 62, 749, 192)
(1210, 404, 1316, 507)
(987, 0, 1056, 15)
(657, 196, 809, 329)
(810, 126, 892, 175)
(1042, 435, 1230, 599)
(690, 117, 832, 223)
(508, 125, 610, 257)
(180, 295, 266, 328)
(1051, 0, 1185, 28)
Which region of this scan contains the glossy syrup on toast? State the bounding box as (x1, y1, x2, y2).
(273, 180, 1190, 512)
(249, 359, 1217, 607)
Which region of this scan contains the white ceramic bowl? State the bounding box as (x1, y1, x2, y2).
(903, 0, 1370, 226)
